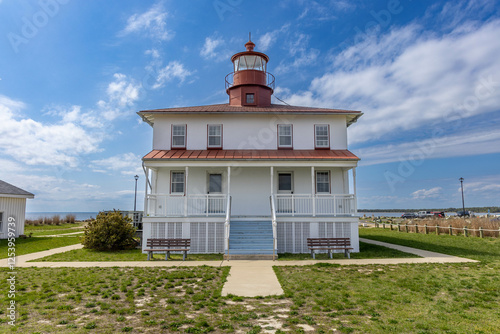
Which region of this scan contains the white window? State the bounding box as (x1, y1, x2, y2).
(208, 124, 222, 148)
(315, 124, 329, 148)
(278, 172, 293, 193)
(316, 171, 330, 193)
(172, 124, 186, 148)
(208, 174, 222, 193)
(278, 124, 293, 148)
(171, 172, 185, 194)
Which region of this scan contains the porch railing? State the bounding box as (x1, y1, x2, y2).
(269, 196, 278, 261)
(224, 196, 232, 259)
(146, 194, 228, 217)
(274, 194, 357, 216)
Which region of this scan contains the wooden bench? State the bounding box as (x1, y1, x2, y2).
(307, 238, 353, 259)
(144, 238, 190, 261)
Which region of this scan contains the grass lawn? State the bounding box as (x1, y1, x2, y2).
(35, 249, 224, 262)
(359, 227, 500, 262)
(24, 222, 86, 237)
(0, 237, 81, 259)
(3, 229, 500, 333)
(35, 241, 416, 262)
(278, 241, 417, 260)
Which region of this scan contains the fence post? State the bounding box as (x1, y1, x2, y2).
(464, 226, 468, 237)
(424, 224, 428, 234)
(415, 224, 418, 233)
(382, 222, 385, 229)
(449, 225, 452, 236)
(390, 222, 393, 230)
(397, 222, 401, 232)
(479, 227, 483, 238)
(405, 223, 408, 233)
(436, 225, 439, 235)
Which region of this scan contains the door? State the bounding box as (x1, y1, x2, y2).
(208, 174, 223, 213)
(277, 172, 293, 213)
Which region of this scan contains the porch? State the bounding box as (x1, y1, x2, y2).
(144, 193, 357, 218)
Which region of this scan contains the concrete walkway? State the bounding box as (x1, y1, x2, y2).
(2, 239, 477, 297)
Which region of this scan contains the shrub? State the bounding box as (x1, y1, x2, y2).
(81, 210, 137, 251)
(65, 214, 76, 224)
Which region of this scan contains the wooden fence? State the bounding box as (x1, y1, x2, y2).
(373, 221, 500, 238)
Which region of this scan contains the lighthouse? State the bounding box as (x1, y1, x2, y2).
(225, 38, 275, 107)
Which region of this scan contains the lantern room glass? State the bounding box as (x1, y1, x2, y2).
(233, 55, 267, 72)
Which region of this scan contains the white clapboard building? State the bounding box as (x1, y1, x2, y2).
(138, 40, 362, 259)
(0, 180, 34, 239)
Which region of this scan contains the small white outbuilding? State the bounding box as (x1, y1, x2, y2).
(0, 180, 34, 239)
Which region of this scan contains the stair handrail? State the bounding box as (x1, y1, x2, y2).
(224, 196, 232, 260)
(270, 195, 277, 261)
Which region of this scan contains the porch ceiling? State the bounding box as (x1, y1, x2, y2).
(143, 149, 360, 161)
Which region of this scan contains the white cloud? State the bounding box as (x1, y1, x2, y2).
(144, 49, 194, 89)
(0, 95, 101, 167)
(258, 24, 290, 52)
(200, 36, 230, 61)
(97, 73, 141, 121)
(282, 18, 500, 146)
(275, 33, 320, 74)
(120, 3, 172, 41)
(412, 187, 442, 199)
(91, 153, 143, 176)
(357, 125, 500, 166)
(0, 73, 141, 168)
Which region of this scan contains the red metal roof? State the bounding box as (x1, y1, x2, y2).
(139, 103, 361, 114)
(143, 149, 360, 161)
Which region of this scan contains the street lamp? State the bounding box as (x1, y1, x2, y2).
(134, 175, 139, 212)
(459, 177, 465, 221)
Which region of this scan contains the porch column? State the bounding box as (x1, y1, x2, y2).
(311, 166, 316, 217)
(184, 166, 189, 217)
(353, 167, 357, 215)
(143, 166, 149, 215)
(270, 166, 274, 196)
(227, 166, 231, 196)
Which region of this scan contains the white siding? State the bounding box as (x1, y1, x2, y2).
(0, 197, 27, 239)
(152, 114, 348, 151)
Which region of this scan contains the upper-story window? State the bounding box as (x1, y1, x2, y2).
(208, 124, 222, 149)
(278, 124, 293, 149)
(315, 124, 330, 149)
(172, 124, 186, 149)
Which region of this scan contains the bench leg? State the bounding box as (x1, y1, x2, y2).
(147, 252, 151, 261)
(345, 250, 350, 259)
(183, 251, 186, 261)
(311, 251, 316, 259)
(166, 251, 170, 260)
(329, 250, 333, 259)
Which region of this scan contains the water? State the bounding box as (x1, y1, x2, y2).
(26, 212, 98, 221)
(360, 211, 491, 218)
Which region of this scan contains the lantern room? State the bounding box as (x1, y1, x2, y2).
(226, 39, 275, 107)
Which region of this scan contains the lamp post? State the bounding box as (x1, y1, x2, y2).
(459, 177, 465, 222)
(134, 175, 139, 212)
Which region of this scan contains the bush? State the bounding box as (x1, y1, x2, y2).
(81, 211, 137, 251)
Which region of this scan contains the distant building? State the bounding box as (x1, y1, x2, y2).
(138, 39, 362, 258)
(0, 180, 35, 239)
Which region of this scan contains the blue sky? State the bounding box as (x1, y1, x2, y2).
(1, 0, 499, 212)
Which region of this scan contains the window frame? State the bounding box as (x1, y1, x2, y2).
(171, 124, 187, 149)
(207, 124, 223, 149)
(315, 171, 331, 194)
(170, 171, 186, 195)
(277, 124, 293, 149)
(314, 124, 330, 149)
(208, 173, 223, 194)
(278, 172, 294, 194)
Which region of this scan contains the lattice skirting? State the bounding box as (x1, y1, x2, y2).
(277, 222, 354, 254)
(147, 222, 225, 254)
